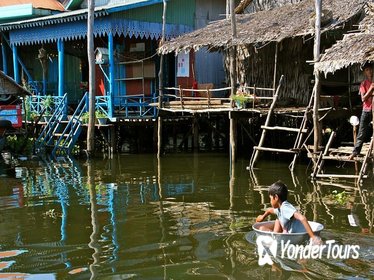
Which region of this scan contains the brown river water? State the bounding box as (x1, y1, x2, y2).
(0, 153, 372, 279)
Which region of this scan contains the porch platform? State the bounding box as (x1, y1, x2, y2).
(307, 142, 372, 163)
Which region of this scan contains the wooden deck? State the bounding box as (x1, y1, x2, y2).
(157, 99, 311, 115)
(307, 142, 373, 163)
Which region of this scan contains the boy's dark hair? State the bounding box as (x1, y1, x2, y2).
(269, 181, 288, 202)
(360, 62, 372, 71)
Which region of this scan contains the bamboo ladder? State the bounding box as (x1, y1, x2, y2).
(249, 75, 310, 169)
(311, 136, 374, 183)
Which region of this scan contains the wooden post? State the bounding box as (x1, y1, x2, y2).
(229, 0, 237, 163)
(86, 0, 95, 156)
(193, 116, 199, 151)
(157, 116, 162, 157)
(110, 126, 115, 157)
(173, 123, 177, 151)
(157, 0, 167, 158)
(230, 112, 237, 163)
(312, 0, 322, 156)
(273, 43, 278, 91)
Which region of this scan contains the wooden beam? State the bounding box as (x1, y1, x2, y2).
(86, 0, 95, 156)
(234, 0, 253, 14)
(261, 125, 307, 133)
(313, 0, 322, 154)
(253, 146, 298, 154)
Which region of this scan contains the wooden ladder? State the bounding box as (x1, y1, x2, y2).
(249, 75, 310, 169)
(311, 135, 374, 184)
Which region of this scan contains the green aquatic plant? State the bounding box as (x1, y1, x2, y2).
(331, 190, 348, 206)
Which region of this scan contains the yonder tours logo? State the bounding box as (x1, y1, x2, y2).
(256, 236, 360, 266)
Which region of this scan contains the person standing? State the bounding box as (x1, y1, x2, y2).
(349, 63, 374, 160)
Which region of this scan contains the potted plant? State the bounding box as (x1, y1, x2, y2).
(232, 93, 247, 109)
(42, 95, 53, 122)
(95, 110, 107, 125)
(232, 91, 256, 109)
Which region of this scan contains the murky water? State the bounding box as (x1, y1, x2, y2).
(0, 153, 373, 279)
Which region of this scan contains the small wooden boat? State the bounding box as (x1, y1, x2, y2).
(251, 221, 324, 244)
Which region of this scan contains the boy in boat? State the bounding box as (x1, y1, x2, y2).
(256, 181, 321, 243)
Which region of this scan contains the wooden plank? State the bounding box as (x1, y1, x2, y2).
(261, 125, 307, 133)
(168, 100, 222, 105)
(253, 146, 298, 154)
(315, 174, 367, 179)
(321, 155, 364, 163)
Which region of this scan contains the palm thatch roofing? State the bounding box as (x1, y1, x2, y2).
(159, 0, 366, 55)
(316, 3, 374, 74)
(0, 71, 31, 97)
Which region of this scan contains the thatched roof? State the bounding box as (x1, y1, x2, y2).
(316, 3, 374, 74)
(316, 33, 374, 74)
(0, 71, 31, 97)
(159, 0, 366, 54)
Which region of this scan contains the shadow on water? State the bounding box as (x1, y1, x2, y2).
(0, 154, 372, 279)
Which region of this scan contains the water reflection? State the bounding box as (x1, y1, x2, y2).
(0, 155, 371, 279)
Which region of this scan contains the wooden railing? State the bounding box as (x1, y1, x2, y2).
(163, 84, 276, 110)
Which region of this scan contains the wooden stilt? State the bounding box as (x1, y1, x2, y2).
(157, 116, 162, 158)
(173, 123, 177, 152)
(193, 116, 199, 151)
(110, 126, 115, 157)
(313, 0, 322, 154)
(229, 112, 237, 163)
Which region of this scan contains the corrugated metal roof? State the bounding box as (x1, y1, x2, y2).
(0, 0, 65, 12)
(0, 0, 163, 31)
(0, 8, 107, 31)
(9, 18, 192, 45)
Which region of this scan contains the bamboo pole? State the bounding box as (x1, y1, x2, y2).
(86, 0, 95, 157)
(312, 0, 322, 156)
(157, 0, 167, 159)
(229, 0, 237, 164)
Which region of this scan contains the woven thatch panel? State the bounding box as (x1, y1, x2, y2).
(159, 0, 366, 54)
(316, 3, 374, 74)
(316, 33, 374, 74)
(225, 38, 314, 105)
